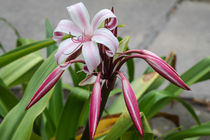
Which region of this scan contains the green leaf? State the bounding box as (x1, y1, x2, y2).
(114, 36, 130, 60)
(121, 112, 153, 140)
(44, 80, 63, 138)
(0, 78, 19, 117)
(104, 112, 153, 140)
(195, 71, 210, 83)
(174, 97, 200, 125)
(0, 52, 43, 87)
(45, 19, 62, 125)
(0, 39, 55, 68)
(142, 56, 210, 120)
(68, 63, 86, 87)
(0, 17, 21, 38)
(41, 107, 56, 139)
(55, 84, 89, 140)
(126, 58, 135, 82)
(140, 90, 200, 125)
(165, 122, 210, 140)
(117, 24, 126, 28)
(109, 88, 121, 96)
(16, 38, 34, 48)
(45, 18, 57, 57)
(45, 18, 53, 39)
(42, 18, 63, 139)
(0, 51, 58, 140)
(165, 56, 210, 94)
(63, 84, 90, 127)
(47, 80, 63, 125)
(30, 132, 43, 140)
(184, 137, 200, 140)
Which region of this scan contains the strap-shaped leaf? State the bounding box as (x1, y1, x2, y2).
(41, 19, 63, 139)
(104, 112, 153, 140)
(45, 18, 57, 57)
(0, 52, 43, 87)
(140, 90, 200, 125)
(55, 84, 89, 140)
(165, 122, 210, 140)
(0, 78, 18, 117)
(141, 56, 210, 120)
(0, 51, 57, 140)
(0, 39, 55, 68)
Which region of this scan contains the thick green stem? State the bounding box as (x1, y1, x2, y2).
(81, 77, 116, 140)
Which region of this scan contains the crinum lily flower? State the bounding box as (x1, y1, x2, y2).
(53, 2, 118, 73)
(26, 2, 190, 140)
(26, 2, 118, 109)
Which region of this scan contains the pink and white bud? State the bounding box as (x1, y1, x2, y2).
(117, 71, 144, 137)
(141, 50, 190, 90)
(89, 72, 101, 140)
(25, 62, 71, 110)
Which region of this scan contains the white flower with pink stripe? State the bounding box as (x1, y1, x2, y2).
(53, 2, 118, 73)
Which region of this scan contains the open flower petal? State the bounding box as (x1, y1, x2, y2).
(53, 19, 82, 42)
(67, 2, 91, 33)
(25, 63, 69, 110)
(118, 72, 144, 137)
(55, 38, 81, 65)
(91, 9, 117, 31)
(92, 28, 119, 57)
(82, 41, 100, 73)
(144, 55, 190, 90)
(89, 73, 101, 140)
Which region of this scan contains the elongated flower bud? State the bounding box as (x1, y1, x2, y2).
(25, 62, 71, 110)
(89, 72, 101, 140)
(141, 50, 190, 90)
(117, 71, 144, 137)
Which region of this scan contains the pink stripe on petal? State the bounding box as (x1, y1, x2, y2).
(91, 9, 117, 32)
(67, 2, 90, 33)
(92, 28, 119, 57)
(52, 32, 65, 43)
(145, 56, 190, 90)
(89, 72, 101, 140)
(140, 50, 179, 76)
(25, 66, 65, 110)
(53, 19, 82, 38)
(117, 71, 144, 137)
(106, 17, 117, 30)
(82, 65, 90, 74)
(55, 39, 81, 65)
(82, 41, 100, 73)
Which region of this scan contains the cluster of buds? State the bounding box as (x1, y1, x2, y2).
(26, 2, 190, 140)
